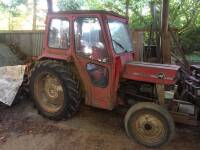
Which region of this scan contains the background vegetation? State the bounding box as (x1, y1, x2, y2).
(0, 0, 200, 54)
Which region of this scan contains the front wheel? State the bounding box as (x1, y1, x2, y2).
(124, 102, 175, 148)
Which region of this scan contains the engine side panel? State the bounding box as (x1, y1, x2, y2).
(123, 61, 180, 85)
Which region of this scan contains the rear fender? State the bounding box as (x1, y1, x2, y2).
(38, 53, 72, 62)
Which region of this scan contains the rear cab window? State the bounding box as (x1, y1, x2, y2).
(48, 18, 70, 49)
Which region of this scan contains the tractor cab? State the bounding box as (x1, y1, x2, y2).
(40, 10, 136, 109)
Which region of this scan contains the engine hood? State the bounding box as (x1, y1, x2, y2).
(122, 61, 180, 85)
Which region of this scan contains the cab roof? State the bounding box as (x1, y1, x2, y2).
(48, 10, 127, 20)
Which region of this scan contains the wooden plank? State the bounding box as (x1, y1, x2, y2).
(132, 31, 144, 61)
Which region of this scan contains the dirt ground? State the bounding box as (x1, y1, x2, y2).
(0, 100, 200, 150)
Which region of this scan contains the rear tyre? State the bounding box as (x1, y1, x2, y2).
(29, 60, 81, 120)
(125, 102, 175, 148)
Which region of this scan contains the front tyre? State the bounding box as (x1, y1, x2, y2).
(125, 102, 175, 148)
(29, 60, 81, 120)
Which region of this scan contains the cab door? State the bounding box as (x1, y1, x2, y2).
(73, 15, 114, 110)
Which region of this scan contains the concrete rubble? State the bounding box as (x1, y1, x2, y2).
(0, 65, 26, 106)
(0, 43, 26, 106)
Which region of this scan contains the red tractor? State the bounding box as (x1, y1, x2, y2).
(29, 10, 182, 147)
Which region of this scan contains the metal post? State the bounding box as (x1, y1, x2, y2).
(32, 0, 37, 30)
(47, 0, 53, 13)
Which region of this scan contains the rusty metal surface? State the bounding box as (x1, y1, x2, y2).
(169, 99, 200, 126)
(171, 112, 199, 126)
(0, 30, 44, 57)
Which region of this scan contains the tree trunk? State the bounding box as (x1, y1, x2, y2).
(161, 0, 171, 64)
(125, 0, 130, 17)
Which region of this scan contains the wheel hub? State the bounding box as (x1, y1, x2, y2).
(132, 113, 166, 145)
(144, 123, 152, 131)
(34, 72, 64, 113)
(44, 75, 63, 99)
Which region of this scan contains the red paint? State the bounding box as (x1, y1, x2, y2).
(123, 62, 180, 85)
(39, 10, 180, 110)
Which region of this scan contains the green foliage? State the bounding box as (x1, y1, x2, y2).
(168, 0, 200, 54)
(0, 0, 27, 16)
(186, 53, 200, 62)
(86, 0, 200, 53)
(169, 0, 200, 32)
(0, 0, 28, 30)
(57, 0, 84, 10)
(86, 0, 200, 30)
(87, 0, 125, 13)
(0, 0, 200, 53)
(180, 27, 200, 54)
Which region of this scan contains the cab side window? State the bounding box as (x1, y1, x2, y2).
(74, 17, 109, 62)
(86, 63, 108, 87)
(48, 19, 70, 49)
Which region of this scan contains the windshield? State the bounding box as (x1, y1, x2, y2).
(108, 19, 133, 54)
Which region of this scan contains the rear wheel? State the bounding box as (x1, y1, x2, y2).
(125, 102, 175, 148)
(29, 60, 81, 120)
